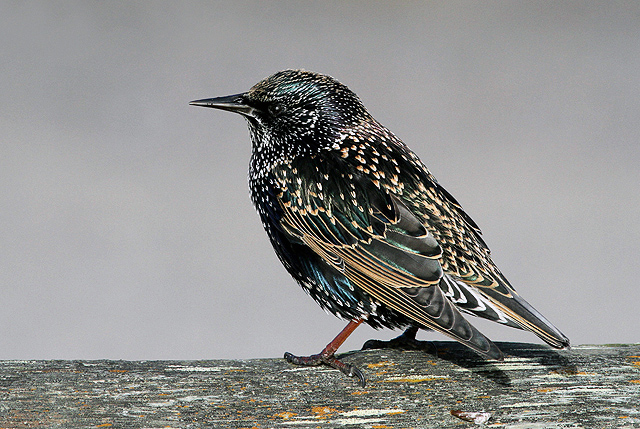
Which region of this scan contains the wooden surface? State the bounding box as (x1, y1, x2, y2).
(1, 342, 639, 428)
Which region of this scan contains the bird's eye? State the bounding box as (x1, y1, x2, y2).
(269, 103, 285, 116)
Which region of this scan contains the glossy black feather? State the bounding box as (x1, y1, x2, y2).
(192, 69, 570, 359)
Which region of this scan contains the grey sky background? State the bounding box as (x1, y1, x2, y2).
(1, 2, 638, 360)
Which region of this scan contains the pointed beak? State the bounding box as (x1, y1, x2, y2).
(189, 93, 258, 117)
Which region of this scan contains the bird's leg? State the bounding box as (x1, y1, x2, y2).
(284, 318, 366, 387)
(362, 325, 437, 353)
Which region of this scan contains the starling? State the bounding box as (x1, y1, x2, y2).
(190, 70, 570, 386)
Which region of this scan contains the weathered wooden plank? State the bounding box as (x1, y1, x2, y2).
(1, 343, 639, 428)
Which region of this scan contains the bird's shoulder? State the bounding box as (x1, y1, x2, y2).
(264, 122, 481, 246)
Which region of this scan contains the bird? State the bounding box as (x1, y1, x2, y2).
(190, 69, 570, 386)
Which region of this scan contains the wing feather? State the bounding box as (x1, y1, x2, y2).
(276, 165, 503, 359)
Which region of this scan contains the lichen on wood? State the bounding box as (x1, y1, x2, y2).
(1, 342, 639, 428)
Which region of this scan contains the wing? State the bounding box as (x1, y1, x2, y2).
(272, 156, 504, 360)
(393, 152, 570, 349)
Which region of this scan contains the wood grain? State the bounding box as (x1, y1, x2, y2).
(1, 342, 639, 428)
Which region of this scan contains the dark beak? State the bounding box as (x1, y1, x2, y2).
(189, 93, 258, 118)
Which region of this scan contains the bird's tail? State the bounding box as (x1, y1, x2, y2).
(441, 275, 570, 349)
(497, 289, 570, 349)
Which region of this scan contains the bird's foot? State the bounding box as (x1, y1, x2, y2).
(362, 326, 437, 353)
(284, 351, 366, 387)
(283, 319, 367, 387)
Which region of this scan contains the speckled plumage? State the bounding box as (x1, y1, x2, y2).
(191, 70, 569, 381)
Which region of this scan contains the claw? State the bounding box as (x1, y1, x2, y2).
(346, 363, 366, 387)
(323, 355, 366, 388)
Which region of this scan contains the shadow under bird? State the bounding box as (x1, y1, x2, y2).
(190, 70, 570, 386)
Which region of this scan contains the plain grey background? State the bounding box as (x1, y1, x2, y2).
(1, 2, 638, 360)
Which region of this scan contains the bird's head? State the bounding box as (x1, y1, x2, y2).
(191, 70, 370, 155)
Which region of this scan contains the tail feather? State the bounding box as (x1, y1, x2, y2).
(448, 275, 570, 349)
(493, 289, 570, 349)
